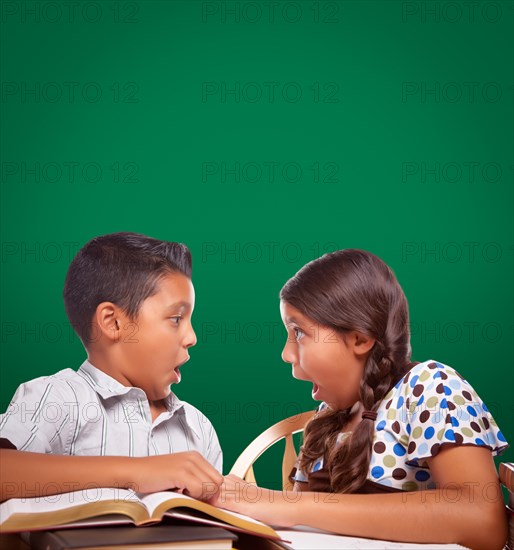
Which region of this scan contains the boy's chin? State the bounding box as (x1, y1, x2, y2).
(148, 385, 172, 402)
(162, 385, 173, 397)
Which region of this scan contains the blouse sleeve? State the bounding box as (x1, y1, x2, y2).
(403, 361, 509, 467)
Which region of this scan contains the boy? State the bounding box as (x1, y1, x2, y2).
(0, 232, 223, 502)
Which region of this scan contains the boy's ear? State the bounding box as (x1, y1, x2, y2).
(94, 302, 124, 343)
(349, 331, 376, 357)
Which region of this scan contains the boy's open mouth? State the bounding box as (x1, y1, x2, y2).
(170, 356, 190, 382)
(176, 356, 190, 369)
(170, 365, 182, 384)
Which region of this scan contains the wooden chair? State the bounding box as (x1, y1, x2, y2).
(500, 463, 514, 550)
(230, 410, 315, 490)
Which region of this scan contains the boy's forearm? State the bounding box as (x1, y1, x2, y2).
(0, 450, 136, 502)
(290, 488, 507, 550)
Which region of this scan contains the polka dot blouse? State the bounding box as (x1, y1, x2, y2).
(293, 360, 509, 491)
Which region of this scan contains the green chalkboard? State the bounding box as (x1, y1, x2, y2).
(1, 0, 512, 492)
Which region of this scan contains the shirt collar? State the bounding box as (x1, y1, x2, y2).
(77, 360, 199, 437)
(78, 359, 135, 399)
(161, 393, 200, 438)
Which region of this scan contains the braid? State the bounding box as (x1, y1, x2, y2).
(328, 344, 401, 493)
(300, 408, 351, 474)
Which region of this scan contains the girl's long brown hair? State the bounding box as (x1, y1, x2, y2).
(280, 249, 414, 494)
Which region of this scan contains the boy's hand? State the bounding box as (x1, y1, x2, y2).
(132, 451, 223, 500)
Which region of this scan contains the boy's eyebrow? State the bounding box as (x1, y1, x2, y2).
(165, 301, 191, 310)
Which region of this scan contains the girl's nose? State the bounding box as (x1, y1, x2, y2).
(281, 341, 296, 364)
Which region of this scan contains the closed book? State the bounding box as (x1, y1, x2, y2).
(27, 525, 237, 550)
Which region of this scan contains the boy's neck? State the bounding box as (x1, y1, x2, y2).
(87, 354, 171, 423)
(86, 352, 131, 387)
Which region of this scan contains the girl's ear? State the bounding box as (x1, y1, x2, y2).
(349, 331, 376, 357)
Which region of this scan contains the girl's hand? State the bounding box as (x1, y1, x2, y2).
(210, 474, 298, 527)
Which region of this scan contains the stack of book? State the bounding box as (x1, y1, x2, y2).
(0, 488, 289, 549)
(25, 526, 238, 550)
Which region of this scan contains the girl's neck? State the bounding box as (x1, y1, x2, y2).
(344, 401, 365, 432)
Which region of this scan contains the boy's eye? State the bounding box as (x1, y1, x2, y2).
(170, 316, 182, 325)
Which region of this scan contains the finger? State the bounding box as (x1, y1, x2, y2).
(188, 455, 224, 487)
(182, 476, 204, 500)
(164, 454, 222, 499)
(226, 473, 245, 482)
(189, 452, 223, 478)
(166, 453, 222, 491)
(183, 464, 221, 501)
(206, 489, 221, 506)
(200, 480, 220, 502)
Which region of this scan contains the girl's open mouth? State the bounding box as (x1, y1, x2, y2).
(312, 382, 320, 399)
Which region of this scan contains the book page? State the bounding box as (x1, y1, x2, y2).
(136, 490, 185, 516)
(138, 491, 273, 528)
(0, 488, 138, 522)
(136, 491, 280, 540)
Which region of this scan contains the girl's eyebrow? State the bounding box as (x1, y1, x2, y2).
(286, 316, 301, 325)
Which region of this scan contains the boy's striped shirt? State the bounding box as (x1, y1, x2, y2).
(0, 360, 222, 473)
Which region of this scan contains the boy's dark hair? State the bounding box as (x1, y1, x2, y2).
(280, 249, 414, 494)
(63, 232, 192, 346)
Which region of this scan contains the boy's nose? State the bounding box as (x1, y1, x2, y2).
(185, 325, 197, 348)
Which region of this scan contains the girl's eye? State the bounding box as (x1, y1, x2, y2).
(170, 316, 182, 325)
(293, 327, 305, 341)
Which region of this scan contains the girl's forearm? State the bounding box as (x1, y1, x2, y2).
(286, 487, 507, 550)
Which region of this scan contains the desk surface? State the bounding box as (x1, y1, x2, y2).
(277, 528, 468, 549)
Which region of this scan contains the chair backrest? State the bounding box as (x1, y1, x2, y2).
(499, 463, 514, 550)
(230, 410, 315, 490)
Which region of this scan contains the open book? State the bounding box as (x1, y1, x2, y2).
(0, 487, 281, 542)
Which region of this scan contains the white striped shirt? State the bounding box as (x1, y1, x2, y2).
(0, 360, 222, 472)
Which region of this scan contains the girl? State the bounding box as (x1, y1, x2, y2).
(213, 249, 509, 550)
